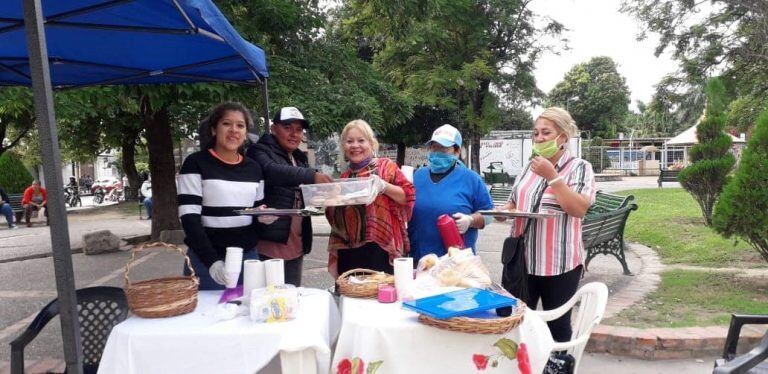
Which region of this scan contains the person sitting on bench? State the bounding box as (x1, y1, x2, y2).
(0, 186, 18, 229)
(22, 180, 47, 227)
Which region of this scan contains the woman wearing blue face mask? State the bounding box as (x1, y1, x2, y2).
(407, 124, 494, 262)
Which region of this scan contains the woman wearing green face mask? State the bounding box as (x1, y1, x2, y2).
(497, 107, 596, 343)
(407, 124, 494, 262)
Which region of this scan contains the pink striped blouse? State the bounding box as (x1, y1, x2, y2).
(508, 150, 596, 276)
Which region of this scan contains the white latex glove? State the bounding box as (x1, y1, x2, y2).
(208, 260, 227, 286)
(452, 212, 473, 234)
(370, 174, 387, 195)
(255, 205, 278, 224)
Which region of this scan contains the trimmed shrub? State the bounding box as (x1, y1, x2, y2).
(0, 152, 34, 193)
(678, 78, 735, 225)
(713, 108, 768, 262)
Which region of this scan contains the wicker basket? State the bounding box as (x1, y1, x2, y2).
(418, 301, 527, 334)
(336, 268, 394, 298)
(124, 242, 200, 318)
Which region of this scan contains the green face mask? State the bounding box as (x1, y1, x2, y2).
(532, 134, 563, 158)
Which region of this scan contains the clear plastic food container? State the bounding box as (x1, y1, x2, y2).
(300, 178, 377, 207)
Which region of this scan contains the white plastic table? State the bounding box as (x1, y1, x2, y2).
(332, 296, 555, 374)
(98, 289, 340, 374)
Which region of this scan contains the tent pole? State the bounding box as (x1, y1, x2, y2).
(261, 78, 269, 134)
(22, 1, 83, 373)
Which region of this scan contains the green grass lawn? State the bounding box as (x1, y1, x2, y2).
(604, 269, 768, 328)
(75, 200, 140, 216)
(616, 188, 764, 267)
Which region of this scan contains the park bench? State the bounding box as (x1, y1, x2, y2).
(489, 185, 514, 207)
(6, 193, 25, 223)
(583, 203, 638, 275)
(658, 168, 680, 187)
(585, 190, 634, 215)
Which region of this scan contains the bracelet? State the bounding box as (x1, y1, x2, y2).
(548, 176, 564, 185)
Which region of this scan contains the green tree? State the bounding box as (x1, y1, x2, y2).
(678, 78, 736, 226)
(0, 88, 34, 158)
(726, 94, 768, 135)
(713, 107, 768, 262)
(547, 56, 631, 138)
(217, 0, 411, 138)
(620, 107, 677, 138)
(623, 0, 768, 133)
(0, 152, 33, 193)
(337, 0, 563, 171)
(644, 75, 705, 136)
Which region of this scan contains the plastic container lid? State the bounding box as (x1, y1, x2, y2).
(300, 178, 377, 207)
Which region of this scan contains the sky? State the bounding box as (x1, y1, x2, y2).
(528, 0, 679, 113)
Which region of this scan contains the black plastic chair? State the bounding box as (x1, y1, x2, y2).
(713, 314, 768, 374)
(10, 287, 128, 374)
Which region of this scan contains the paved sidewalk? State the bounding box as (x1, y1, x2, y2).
(0, 205, 148, 263)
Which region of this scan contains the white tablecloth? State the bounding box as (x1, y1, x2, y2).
(332, 296, 554, 374)
(98, 289, 341, 374)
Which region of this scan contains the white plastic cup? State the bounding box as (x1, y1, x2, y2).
(224, 247, 243, 288)
(243, 259, 266, 298)
(394, 257, 414, 301)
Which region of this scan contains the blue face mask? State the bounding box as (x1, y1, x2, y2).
(428, 152, 458, 174)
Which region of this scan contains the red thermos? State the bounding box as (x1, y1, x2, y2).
(436, 214, 465, 249)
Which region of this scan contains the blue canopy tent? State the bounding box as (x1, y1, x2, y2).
(1, 1, 269, 372)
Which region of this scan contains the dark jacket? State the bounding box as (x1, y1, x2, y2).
(246, 134, 315, 254)
(0, 187, 9, 205)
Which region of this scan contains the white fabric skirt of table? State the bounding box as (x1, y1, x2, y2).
(98, 289, 340, 374)
(333, 296, 555, 374)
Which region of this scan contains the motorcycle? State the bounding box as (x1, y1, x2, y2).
(93, 187, 106, 205)
(64, 185, 82, 207)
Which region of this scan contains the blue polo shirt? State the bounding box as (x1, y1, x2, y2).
(408, 165, 493, 261)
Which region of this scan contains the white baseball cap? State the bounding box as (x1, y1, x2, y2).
(427, 124, 462, 147)
(273, 107, 309, 128)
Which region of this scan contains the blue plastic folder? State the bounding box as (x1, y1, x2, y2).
(402, 288, 517, 319)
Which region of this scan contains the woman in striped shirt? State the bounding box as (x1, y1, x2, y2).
(177, 102, 266, 290)
(498, 107, 596, 342)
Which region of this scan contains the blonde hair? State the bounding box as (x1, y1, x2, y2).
(537, 107, 579, 138)
(339, 119, 380, 160)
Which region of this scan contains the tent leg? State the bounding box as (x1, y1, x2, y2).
(22, 1, 83, 373)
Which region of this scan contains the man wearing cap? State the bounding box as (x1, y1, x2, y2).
(407, 124, 494, 261)
(246, 107, 333, 286)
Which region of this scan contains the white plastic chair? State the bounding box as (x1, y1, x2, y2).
(529, 282, 609, 374)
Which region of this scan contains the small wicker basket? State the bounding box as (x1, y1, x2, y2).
(124, 242, 200, 318)
(418, 302, 527, 334)
(336, 268, 394, 298)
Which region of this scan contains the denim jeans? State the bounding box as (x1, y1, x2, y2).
(0, 203, 13, 227)
(184, 247, 260, 290)
(143, 197, 153, 219)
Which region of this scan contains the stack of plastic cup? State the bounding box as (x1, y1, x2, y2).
(224, 247, 243, 289)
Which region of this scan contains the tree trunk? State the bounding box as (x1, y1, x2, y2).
(120, 127, 140, 201)
(396, 142, 406, 166)
(470, 134, 481, 172)
(468, 80, 491, 173)
(142, 98, 180, 239)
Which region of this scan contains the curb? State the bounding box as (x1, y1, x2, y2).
(587, 324, 766, 360)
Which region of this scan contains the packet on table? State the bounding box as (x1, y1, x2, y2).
(249, 285, 300, 323)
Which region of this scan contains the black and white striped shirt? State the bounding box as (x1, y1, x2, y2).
(177, 150, 264, 267)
